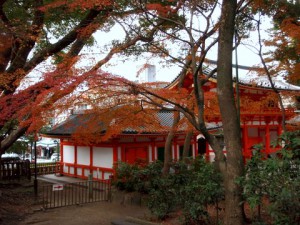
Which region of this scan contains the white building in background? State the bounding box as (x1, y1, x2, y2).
(138, 64, 156, 83)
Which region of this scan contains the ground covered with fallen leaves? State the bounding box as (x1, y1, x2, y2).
(0, 179, 41, 225)
(0, 179, 152, 225)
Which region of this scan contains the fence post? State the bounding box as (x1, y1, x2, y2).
(88, 173, 93, 199)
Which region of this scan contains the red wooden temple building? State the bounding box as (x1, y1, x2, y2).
(44, 69, 300, 180)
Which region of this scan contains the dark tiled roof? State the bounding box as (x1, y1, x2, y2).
(45, 113, 106, 136)
(45, 110, 179, 136)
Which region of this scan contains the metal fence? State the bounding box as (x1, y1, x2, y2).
(42, 179, 111, 209)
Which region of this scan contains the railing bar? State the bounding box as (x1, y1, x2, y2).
(50, 186, 52, 208)
(82, 182, 85, 204)
(72, 183, 74, 205)
(82, 182, 84, 204)
(54, 188, 57, 208)
(58, 187, 61, 207)
(64, 185, 66, 207)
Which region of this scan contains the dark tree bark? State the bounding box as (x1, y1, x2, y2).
(216, 0, 244, 224)
(162, 111, 180, 175)
(182, 131, 193, 163)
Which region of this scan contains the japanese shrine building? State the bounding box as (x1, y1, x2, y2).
(44, 69, 300, 180)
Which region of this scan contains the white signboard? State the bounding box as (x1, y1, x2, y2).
(53, 184, 64, 191)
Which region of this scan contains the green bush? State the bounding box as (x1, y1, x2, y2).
(114, 160, 163, 193)
(240, 131, 300, 225)
(147, 174, 180, 220)
(180, 157, 223, 224)
(114, 157, 223, 223)
(113, 161, 140, 192)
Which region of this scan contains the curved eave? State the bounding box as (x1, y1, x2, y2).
(41, 133, 71, 139)
(208, 77, 300, 92)
(166, 64, 300, 92)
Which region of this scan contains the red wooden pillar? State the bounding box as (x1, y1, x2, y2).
(74, 145, 78, 176)
(89, 146, 93, 175)
(265, 122, 270, 158)
(243, 123, 249, 158)
(113, 145, 118, 174)
(113, 145, 118, 163)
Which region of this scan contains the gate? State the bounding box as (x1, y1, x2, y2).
(42, 179, 111, 209)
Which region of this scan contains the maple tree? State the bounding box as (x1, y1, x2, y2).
(247, 0, 300, 130)
(0, 0, 179, 154)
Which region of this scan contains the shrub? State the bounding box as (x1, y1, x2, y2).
(113, 161, 140, 192)
(114, 157, 223, 223)
(180, 157, 223, 224)
(240, 131, 300, 224)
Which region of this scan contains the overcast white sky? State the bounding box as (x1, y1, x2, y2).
(82, 23, 264, 83)
(22, 14, 270, 89)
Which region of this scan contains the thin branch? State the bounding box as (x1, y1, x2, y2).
(256, 14, 287, 132)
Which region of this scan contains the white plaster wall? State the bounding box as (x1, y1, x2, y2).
(93, 147, 113, 168)
(77, 168, 82, 176)
(93, 170, 102, 179)
(84, 169, 90, 177)
(77, 146, 90, 165)
(63, 164, 68, 173)
(104, 172, 112, 179)
(63, 145, 75, 163)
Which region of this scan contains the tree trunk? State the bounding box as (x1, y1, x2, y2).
(217, 0, 244, 225)
(162, 111, 180, 175)
(182, 131, 193, 164)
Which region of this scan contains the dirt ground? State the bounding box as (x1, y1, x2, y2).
(0, 176, 265, 225)
(0, 178, 156, 225)
(18, 201, 151, 225)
